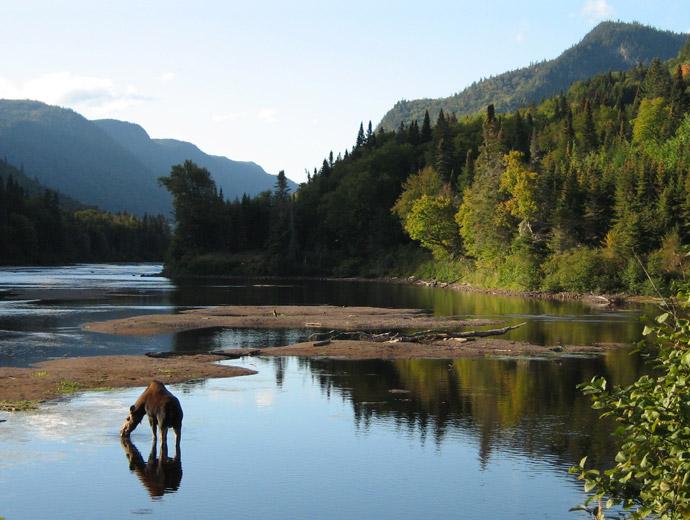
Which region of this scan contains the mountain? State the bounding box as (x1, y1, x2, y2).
(0, 100, 166, 215)
(379, 22, 688, 130)
(93, 119, 295, 202)
(0, 158, 86, 211)
(0, 100, 291, 216)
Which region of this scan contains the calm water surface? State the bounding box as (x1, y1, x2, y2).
(0, 264, 649, 519)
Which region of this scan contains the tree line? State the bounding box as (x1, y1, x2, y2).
(162, 40, 690, 294)
(0, 160, 170, 265)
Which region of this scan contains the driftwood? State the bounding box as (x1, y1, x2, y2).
(309, 322, 526, 346)
(145, 349, 261, 359)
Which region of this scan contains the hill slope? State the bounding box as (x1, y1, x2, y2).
(379, 22, 687, 129)
(0, 100, 164, 215)
(93, 119, 295, 201)
(0, 158, 86, 211)
(0, 100, 290, 216)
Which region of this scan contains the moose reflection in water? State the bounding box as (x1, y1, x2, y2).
(120, 437, 183, 498)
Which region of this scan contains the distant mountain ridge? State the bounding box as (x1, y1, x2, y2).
(0, 100, 293, 216)
(379, 21, 688, 129)
(93, 119, 292, 203)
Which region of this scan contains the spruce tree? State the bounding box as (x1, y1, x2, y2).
(408, 120, 420, 145)
(420, 110, 432, 142)
(582, 100, 598, 151)
(365, 120, 374, 146)
(641, 59, 672, 99)
(669, 65, 688, 128)
(356, 122, 365, 149)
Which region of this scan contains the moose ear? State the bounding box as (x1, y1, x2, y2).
(130, 405, 135, 412)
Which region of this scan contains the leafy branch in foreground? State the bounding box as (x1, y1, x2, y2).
(571, 286, 690, 518)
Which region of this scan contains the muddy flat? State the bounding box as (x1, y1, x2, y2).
(83, 305, 497, 336)
(258, 339, 624, 360)
(0, 354, 255, 405)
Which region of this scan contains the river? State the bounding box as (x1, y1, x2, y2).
(0, 264, 648, 519)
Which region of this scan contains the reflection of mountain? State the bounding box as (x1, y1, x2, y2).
(121, 437, 182, 498)
(301, 352, 642, 468)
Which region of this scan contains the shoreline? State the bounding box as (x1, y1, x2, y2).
(257, 338, 627, 360)
(0, 338, 629, 408)
(0, 353, 256, 408)
(163, 271, 659, 306)
(82, 305, 498, 337)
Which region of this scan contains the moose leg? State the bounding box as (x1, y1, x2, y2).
(173, 425, 182, 453)
(160, 425, 169, 449)
(147, 439, 157, 465)
(148, 415, 158, 444)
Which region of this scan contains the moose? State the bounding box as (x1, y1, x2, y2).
(119, 380, 183, 450)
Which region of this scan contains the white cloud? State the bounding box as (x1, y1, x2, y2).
(258, 107, 278, 123)
(0, 72, 150, 117)
(515, 29, 525, 44)
(581, 0, 613, 21)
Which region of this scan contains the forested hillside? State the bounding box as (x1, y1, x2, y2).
(161, 39, 690, 295)
(0, 100, 288, 216)
(379, 22, 686, 131)
(0, 160, 170, 265)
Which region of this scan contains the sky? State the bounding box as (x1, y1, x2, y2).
(0, 0, 688, 183)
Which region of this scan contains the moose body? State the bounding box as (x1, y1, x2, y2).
(120, 380, 183, 449)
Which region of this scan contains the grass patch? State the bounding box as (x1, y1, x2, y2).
(0, 400, 39, 412)
(56, 380, 83, 395)
(31, 370, 48, 378)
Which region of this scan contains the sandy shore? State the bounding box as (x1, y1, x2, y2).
(0, 354, 256, 406)
(258, 339, 624, 360)
(83, 305, 497, 336)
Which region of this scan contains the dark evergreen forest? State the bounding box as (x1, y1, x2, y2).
(0, 160, 170, 265)
(160, 40, 690, 295)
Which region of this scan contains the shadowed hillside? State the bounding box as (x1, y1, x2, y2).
(0, 100, 292, 216)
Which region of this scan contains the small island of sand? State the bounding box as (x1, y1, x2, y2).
(82, 305, 497, 336)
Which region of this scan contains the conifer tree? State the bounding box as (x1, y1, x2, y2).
(456, 104, 508, 259)
(420, 110, 432, 142)
(582, 100, 598, 151)
(356, 122, 365, 149)
(366, 120, 374, 147)
(641, 59, 672, 99)
(396, 121, 407, 144)
(408, 120, 420, 145)
(669, 65, 689, 128)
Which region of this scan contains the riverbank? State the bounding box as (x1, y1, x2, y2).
(258, 338, 625, 360)
(160, 268, 660, 307)
(398, 276, 662, 306)
(0, 354, 256, 408)
(83, 305, 498, 336)
(0, 338, 628, 409)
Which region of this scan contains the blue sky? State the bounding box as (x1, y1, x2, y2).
(1, 0, 688, 182)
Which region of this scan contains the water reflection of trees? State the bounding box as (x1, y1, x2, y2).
(299, 351, 643, 468)
(168, 279, 649, 346)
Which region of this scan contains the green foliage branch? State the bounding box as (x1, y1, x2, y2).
(572, 279, 690, 518)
